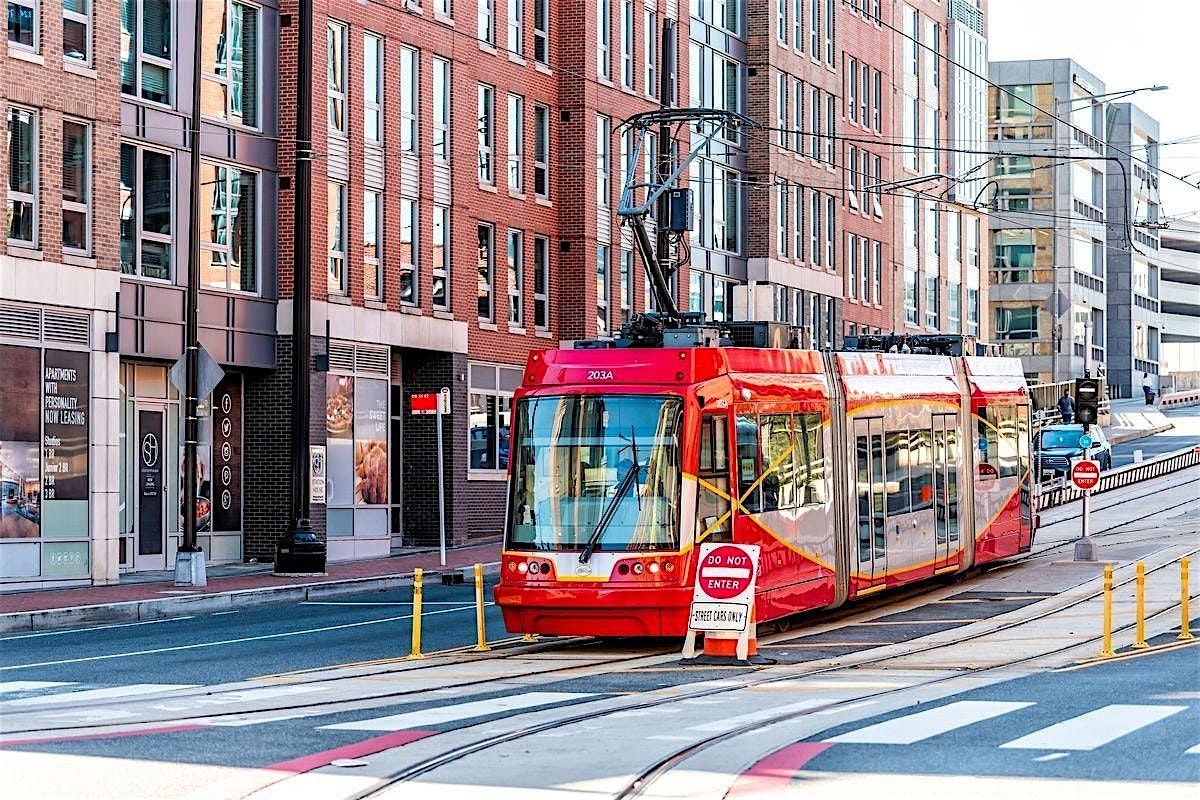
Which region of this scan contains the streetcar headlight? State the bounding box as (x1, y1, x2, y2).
(648, 562, 660, 574)
(518, 562, 529, 574)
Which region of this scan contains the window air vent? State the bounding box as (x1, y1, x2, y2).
(0, 304, 41, 342)
(43, 311, 91, 346)
(354, 345, 390, 377)
(328, 342, 356, 373)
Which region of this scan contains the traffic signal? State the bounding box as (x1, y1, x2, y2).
(1075, 377, 1101, 429)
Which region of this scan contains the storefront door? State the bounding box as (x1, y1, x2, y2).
(134, 406, 167, 572)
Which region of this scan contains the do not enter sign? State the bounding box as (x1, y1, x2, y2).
(1071, 460, 1101, 491)
(689, 543, 760, 632)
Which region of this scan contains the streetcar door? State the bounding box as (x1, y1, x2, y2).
(695, 413, 732, 544)
(932, 413, 959, 567)
(853, 418, 886, 584)
(1016, 405, 1032, 548)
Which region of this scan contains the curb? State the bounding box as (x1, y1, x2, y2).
(1108, 422, 1174, 446)
(0, 561, 503, 634)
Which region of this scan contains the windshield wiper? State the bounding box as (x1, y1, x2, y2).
(579, 437, 642, 564)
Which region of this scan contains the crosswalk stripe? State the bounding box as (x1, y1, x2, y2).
(1000, 704, 1188, 751)
(826, 701, 1034, 745)
(3, 684, 199, 707)
(1185, 742, 1200, 755)
(0, 681, 76, 696)
(319, 692, 596, 732)
(688, 699, 831, 733)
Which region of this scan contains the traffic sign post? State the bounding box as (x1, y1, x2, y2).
(1071, 459, 1101, 561)
(682, 543, 763, 663)
(412, 390, 450, 566)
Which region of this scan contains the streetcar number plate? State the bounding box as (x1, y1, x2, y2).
(689, 602, 749, 632)
(587, 370, 615, 381)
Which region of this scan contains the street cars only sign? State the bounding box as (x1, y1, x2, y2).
(688, 543, 760, 632)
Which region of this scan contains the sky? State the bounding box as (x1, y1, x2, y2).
(988, 0, 1200, 219)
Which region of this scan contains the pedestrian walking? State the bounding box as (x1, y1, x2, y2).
(1058, 389, 1075, 423)
(1142, 372, 1155, 405)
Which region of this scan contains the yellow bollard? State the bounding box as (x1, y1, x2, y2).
(1133, 562, 1149, 649)
(1099, 564, 1116, 658)
(522, 633, 539, 643)
(472, 563, 491, 652)
(1181, 558, 1194, 641)
(406, 568, 425, 659)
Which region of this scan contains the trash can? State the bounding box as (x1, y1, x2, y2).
(274, 529, 327, 574)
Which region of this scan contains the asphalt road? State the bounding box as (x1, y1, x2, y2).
(1111, 420, 1200, 467)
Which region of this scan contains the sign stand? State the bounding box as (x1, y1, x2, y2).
(412, 389, 450, 567)
(680, 543, 774, 665)
(1071, 454, 1101, 561)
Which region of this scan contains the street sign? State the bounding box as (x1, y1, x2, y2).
(1071, 459, 1101, 491)
(411, 392, 439, 415)
(169, 344, 225, 402)
(309, 445, 327, 504)
(976, 462, 999, 491)
(1078, 433, 1093, 448)
(689, 543, 760, 632)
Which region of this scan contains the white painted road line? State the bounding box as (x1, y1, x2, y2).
(1185, 742, 1200, 755)
(0, 616, 197, 641)
(826, 701, 1035, 745)
(0, 681, 76, 696)
(688, 699, 831, 733)
(1000, 705, 1188, 751)
(319, 692, 598, 731)
(3, 683, 200, 707)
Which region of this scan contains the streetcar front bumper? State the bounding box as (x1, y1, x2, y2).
(493, 583, 693, 638)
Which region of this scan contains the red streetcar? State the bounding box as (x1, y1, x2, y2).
(494, 330, 1034, 637)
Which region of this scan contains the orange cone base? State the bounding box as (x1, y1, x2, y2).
(680, 633, 776, 666)
(703, 635, 757, 658)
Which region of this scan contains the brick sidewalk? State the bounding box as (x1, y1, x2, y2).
(0, 542, 501, 615)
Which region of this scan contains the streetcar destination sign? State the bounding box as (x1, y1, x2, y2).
(688, 543, 760, 632)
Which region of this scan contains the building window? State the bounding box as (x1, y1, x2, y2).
(809, 86, 820, 158)
(507, 94, 524, 193)
(871, 154, 882, 216)
(6, 108, 36, 247)
(597, 0, 610, 79)
(619, 249, 632, 324)
(809, 0, 819, 53)
(435, 0, 450, 17)
(468, 363, 521, 473)
(810, 189, 820, 265)
(364, 190, 382, 301)
(712, 167, 740, 253)
(792, 79, 804, 153)
(120, 0, 172, 104)
(860, 63, 869, 125)
(64, 0, 89, 62)
(872, 240, 881, 303)
(824, 0, 834, 63)
(792, 0, 802, 49)
(926, 201, 940, 256)
(508, 229, 523, 325)
(596, 244, 610, 335)
(400, 45, 418, 152)
(824, 194, 835, 267)
(967, 288, 979, 335)
(478, 223, 495, 321)
(478, 0, 493, 44)
(327, 182, 346, 295)
(860, 236, 870, 300)
(199, 162, 258, 293)
(9, 0, 36, 49)
(776, 72, 788, 148)
(362, 34, 383, 143)
(507, 0, 522, 55)
(872, 69, 881, 131)
(327, 21, 347, 133)
(860, 148, 870, 211)
(432, 205, 450, 309)
(200, 0, 259, 127)
(689, 272, 702, 313)
(620, 0, 633, 87)
(433, 58, 451, 165)
(848, 58, 857, 124)
(62, 120, 90, 254)
(793, 185, 804, 260)
(904, 269, 918, 324)
(533, 104, 549, 199)
(824, 94, 835, 162)
(399, 197, 418, 305)
(533, 0, 548, 63)
(533, 235, 549, 330)
(478, 84, 495, 184)
(644, 9, 657, 97)
(847, 144, 858, 209)
(904, 5, 918, 76)
(119, 143, 172, 279)
(925, 275, 938, 328)
(596, 114, 611, 207)
(847, 233, 857, 298)
(948, 281, 961, 333)
(777, 182, 788, 257)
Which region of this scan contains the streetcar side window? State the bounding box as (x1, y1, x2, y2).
(735, 414, 762, 513)
(911, 428, 934, 511)
(699, 414, 729, 474)
(696, 413, 732, 543)
(795, 413, 826, 505)
(979, 405, 1019, 478)
(760, 414, 795, 512)
(885, 430, 910, 515)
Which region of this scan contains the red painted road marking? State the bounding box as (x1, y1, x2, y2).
(0, 723, 210, 748)
(724, 742, 832, 798)
(265, 730, 437, 773)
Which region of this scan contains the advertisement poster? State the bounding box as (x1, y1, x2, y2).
(212, 375, 242, 532)
(0, 345, 41, 538)
(326, 374, 355, 506)
(42, 349, 89, 502)
(354, 379, 388, 506)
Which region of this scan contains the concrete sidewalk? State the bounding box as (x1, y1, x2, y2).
(0, 541, 501, 633)
(1106, 396, 1175, 445)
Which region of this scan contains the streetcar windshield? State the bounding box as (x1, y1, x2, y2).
(506, 394, 682, 553)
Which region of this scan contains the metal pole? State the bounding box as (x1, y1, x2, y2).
(1100, 563, 1115, 658)
(436, 398, 446, 567)
(1133, 561, 1148, 649)
(407, 568, 424, 659)
(1181, 558, 1194, 641)
(654, 19, 676, 309)
(472, 563, 491, 652)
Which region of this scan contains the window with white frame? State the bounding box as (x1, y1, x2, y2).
(533, 104, 549, 199)
(508, 228, 523, 325)
(644, 8, 657, 96)
(967, 288, 978, 335)
(793, 185, 804, 260)
(364, 34, 383, 143)
(63, 0, 89, 62)
(776, 72, 788, 148)
(478, 0, 494, 44)
(435, 0, 450, 17)
(904, 5, 918, 76)
(508, 0, 522, 55)
(792, 79, 804, 153)
(62, 120, 90, 254)
(925, 275, 938, 328)
(859, 148, 870, 210)
(872, 154, 882, 216)
(777, 182, 788, 257)
(508, 93, 524, 193)
(478, 84, 495, 183)
(810, 189, 820, 265)
(433, 58, 450, 164)
(847, 232, 857, 298)
(847, 144, 858, 209)
(809, 0, 819, 53)
(533, 0, 548, 63)
(596, 244, 610, 335)
(948, 281, 961, 332)
(399, 197, 418, 305)
(364, 190, 382, 300)
(432, 205, 450, 309)
(848, 58, 857, 124)
(6, 108, 36, 247)
(926, 201, 939, 256)
(199, 161, 258, 292)
(327, 182, 347, 295)
(620, 249, 632, 324)
(327, 21, 347, 134)
(478, 223, 495, 321)
(860, 236, 870, 300)
(809, 86, 820, 158)
(775, 0, 784, 42)
(824, 194, 835, 266)
(533, 235, 549, 329)
(872, 69, 881, 131)
(711, 167, 739, 253)
(904, 269, 918, 324)
(859, 64, 868, 125)
(824, 0, 834, 63)
(400, 45, 418, 152)
(597, 0, 610, 79)
(596, 115, 611, 207)
(9, 0, 36, 49)
(792, 0, 802, 49)
(119, 143, 172, 279)
(620, 0, 633, 87)
(120, 0, 172, 104)
(201, 0, 260, 127)
(468, 362, 521, 473)
(872, 240, 881, 303)
(824, 94, 835, 163)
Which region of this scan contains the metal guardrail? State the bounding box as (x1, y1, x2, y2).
(1036, 445, 1200, 511)
(1028, 378, 1111, 431)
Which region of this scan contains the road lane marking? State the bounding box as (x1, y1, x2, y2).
(1033, 752, 1070, 762)
(1000, 705, 1188, 751)
(3, 683, 200, 707)
(0, 723, 210, 748)
(1185, 742, 1200, 755)
(0, 616, 198, 642)
(318, 692, 598, 731)
(0, 605, 478, 670)
(826, 701, 1034, 745)
(266, 730, 437, 773)
(687, 699, 830, 733)
(0, 681, 76, 695)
